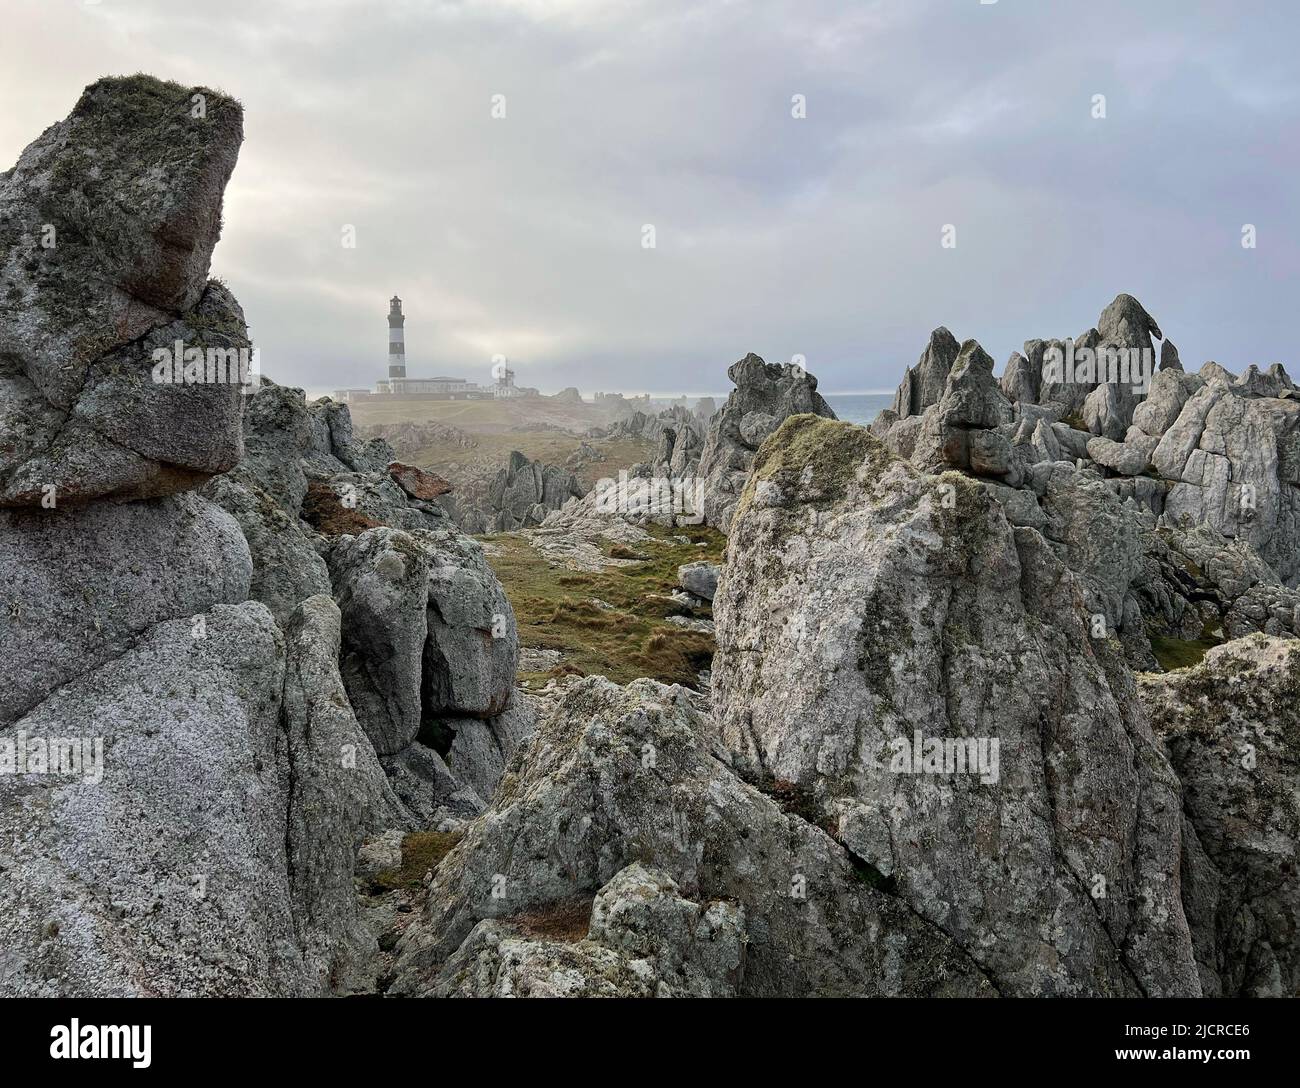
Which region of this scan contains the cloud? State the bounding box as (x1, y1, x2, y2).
(1, 0, 1296, 396)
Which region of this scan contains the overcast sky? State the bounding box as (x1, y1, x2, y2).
(2, 0, 1296, 396)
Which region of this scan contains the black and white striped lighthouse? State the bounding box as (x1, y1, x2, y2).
(388, 295, 406, 379)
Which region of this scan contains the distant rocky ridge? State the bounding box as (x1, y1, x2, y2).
(870, 293, 1300, 668)
(356, 419, 476, 459)
(450, 450, 585, 534)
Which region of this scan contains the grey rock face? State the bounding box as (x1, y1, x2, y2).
(418, 526, 518, 721)
(1140, 636, 1300, 997)
(326, 529, 431, 756)
(326, 525, 518, 759)
(392, 676, 994, 998)
(0, 598, 411, 997)
(1132, 367, 1197, 437)
(282, 595, 408, 994)
(201, 472, 331, 627)
(456, 451, 584, 533)
(1086, 435, 1152, 476)
(1098, 292, 1162, 352)
(913, 339, 1013, 475)
(0, 490, 251, 725)
(1156, 382, 1300, 583)
(0, 76, 248, 506)
(712, 415, 1198, 996)
(697, 353, 836, 533)
(430, 863, 746, 997)
(1038, 462, 1146, 632)
(892, 327, 961, 419)
(445, 697, 536, 807)
(999, 350, 1040, 405)
(305, 398, 391, 475)
(677, 560, 720, 601)
(0, 603, 310, 997)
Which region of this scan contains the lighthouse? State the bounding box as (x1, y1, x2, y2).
(388, 295, 406, 382)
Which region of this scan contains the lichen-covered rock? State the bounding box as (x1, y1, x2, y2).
(282, 595, 408, 994)
(391, 676, 994, 998)
(0, 490, 251, 725)
(0, 603, 308, 996)
(430, 863, 746, 997)
(697, 353, 835, 533)
(1140, 636, 1300, 997)
(326, 529, 431, 756)
(326, 525, 518, 756)
(893, 327, 960, 419)
(677, 560, 720, 601)
(1156, 385, 1300, 584)
(417, 525, 518, 721)
(0, 76, 248, 506)
(200, 472, 331, 627)
(912, 339, 1013, 475)
(712, 414, 1198, 996)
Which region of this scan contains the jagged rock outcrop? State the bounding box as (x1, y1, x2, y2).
(712, 415, 1198, 996)
(892, 327, 960, 419)
(697, 354, 835, 532)
(392, 677, 994, 997)
(325, 525, 518, 755)
(0, 75, 248, 506)
(0, 77, 529, 997)
(870, 294, 1300, 668)
(282, 595, 409, 993)
(455, 451, 583, 533)
(1140, 636, 1300, 997)
(912, 340, 1014, 478)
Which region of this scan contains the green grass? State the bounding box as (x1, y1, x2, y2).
(482, 524, 725, 689)
(369, 830, 463, 892)
(1148, 632, 1223, 672)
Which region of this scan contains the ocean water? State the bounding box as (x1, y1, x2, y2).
(824, 393, 893, 427)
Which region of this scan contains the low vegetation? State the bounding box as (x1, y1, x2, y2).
(1148, 632, 1223, 672)
(482, 524, 725, 690)
(369, 830, 463, 893)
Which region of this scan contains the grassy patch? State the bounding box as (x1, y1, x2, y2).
(1148, 633, 1223, 672)
(369, 830, 463, 892)
(483, 524, 724, 689)
(507, 898, 596, 943)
